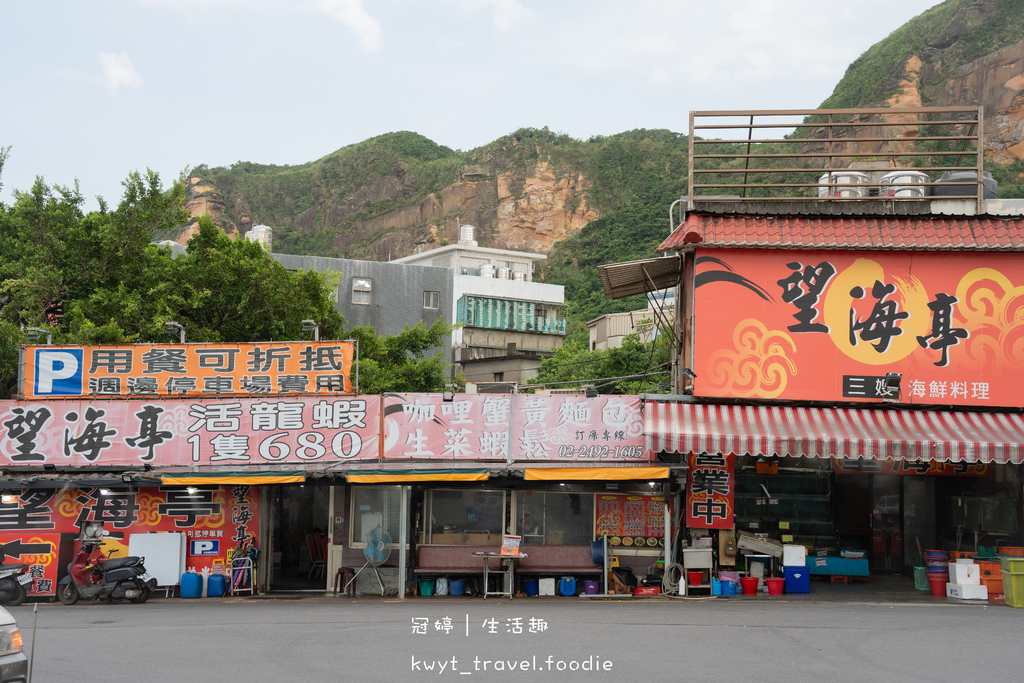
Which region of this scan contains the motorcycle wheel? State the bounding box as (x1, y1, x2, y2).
(129, 585, 150, 604)
(0, 583, 26, 607)
(57, 583, 80, 606)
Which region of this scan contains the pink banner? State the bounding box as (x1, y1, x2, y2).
(383, 394, 646, 462)
(0, 396, 380, 467)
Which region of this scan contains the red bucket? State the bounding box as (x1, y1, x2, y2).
(766, 577, 785, 595)
(928, 577, 946, 597)
(740, 577, 760, 595)
(687, 570, 704, 586)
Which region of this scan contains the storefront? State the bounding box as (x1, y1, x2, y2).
(646, 400, 1024, 578)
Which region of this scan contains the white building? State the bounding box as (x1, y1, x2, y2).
(391, 225, 567, 385)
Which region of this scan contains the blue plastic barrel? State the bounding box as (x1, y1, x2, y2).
(207, 573, 227, 598)
(449, 579, 465, 596)
(181, 572, 202, 599)
(523, 579, 539, 596)
(558, 576, 576, 596)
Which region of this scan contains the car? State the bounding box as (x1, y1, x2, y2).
(0, 605, 27, 682)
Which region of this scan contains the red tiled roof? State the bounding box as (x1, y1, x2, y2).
(658, 214, 1024, 252)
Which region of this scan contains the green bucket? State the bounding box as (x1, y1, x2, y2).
(418, 578, 435, 596)
(913, 565, 929, 591)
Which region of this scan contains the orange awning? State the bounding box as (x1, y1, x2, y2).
(524, 467, 669, 481)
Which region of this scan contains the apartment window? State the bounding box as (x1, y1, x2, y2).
(423, 290, 440, 310)
(352, 278, 372, 305)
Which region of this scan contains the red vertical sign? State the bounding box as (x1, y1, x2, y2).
(686, 452, 735, 529)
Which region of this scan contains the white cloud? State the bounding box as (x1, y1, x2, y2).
(98, 52, 143, 95)
(455, 0, 535, 32)
(312, 0, 384, 52)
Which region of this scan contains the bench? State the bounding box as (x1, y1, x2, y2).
(414, 544, 603, 578)
(515, 545, 603, 576)
(414, 545, 505, 575)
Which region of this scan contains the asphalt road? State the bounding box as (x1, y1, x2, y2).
(11, 595, 1024, 682)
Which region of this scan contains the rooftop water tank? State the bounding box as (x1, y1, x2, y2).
(459, 224, 479, 246)
(879, 170, 931, 198)
(497, 267, 511, 280)
(480, 263, 496, 278)
(932, 170, 998, 199)
(818, 171, 870, 198)
(512, 272, 526, 281)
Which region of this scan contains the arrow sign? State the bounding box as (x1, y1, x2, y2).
(0, 539, 53, 559)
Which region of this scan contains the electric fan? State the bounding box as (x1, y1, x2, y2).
(346, 526, 392, 596)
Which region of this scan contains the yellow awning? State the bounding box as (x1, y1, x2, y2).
(347, 470, 490, 483)
(161, 472, 305, 485)
(524, 467, 670, 481)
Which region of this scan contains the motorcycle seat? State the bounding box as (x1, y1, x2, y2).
(101, 556, 143, 570)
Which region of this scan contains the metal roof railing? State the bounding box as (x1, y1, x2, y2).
(687, 107, 985, 213)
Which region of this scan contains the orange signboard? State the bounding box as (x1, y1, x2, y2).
(693, 249, 1024, 407)
(21, 341, 354, 400)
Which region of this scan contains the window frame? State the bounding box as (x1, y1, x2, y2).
(352, 278, 372, 305)
(423, 290, 440, 310)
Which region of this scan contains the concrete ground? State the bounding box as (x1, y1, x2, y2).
(15, 577, 1022, 683)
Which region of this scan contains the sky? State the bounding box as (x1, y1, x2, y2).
(1, 0, 942, 211)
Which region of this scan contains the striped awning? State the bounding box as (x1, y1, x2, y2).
(645, 402, 1024, 464)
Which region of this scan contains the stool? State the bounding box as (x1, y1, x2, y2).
(334, 567, 355, 596)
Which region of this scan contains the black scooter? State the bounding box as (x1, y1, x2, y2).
(58, 539, 156, 605)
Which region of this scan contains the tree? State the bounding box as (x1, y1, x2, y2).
(0, 171, 346, 398)
(530, 332, 672, 395)
(347, 316, 456, 394)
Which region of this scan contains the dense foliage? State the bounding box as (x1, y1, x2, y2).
(530, 333, 672, 395)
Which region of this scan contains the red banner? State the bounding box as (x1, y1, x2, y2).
(383, 394, 647, 462)
(693, 249, 1024, 407)
(0, 485, 260, 593)
(686, 452, 735, 529)
(595, 494, 667, 548)
(0, 396, 380, 467)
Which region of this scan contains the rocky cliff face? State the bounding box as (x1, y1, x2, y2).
(816, 0, 1024, 168)
(180, 155, 598, 259)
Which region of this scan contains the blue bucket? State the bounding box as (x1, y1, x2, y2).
(523, 579, 539, 596)
(449, 579, 465, 596)
(720, 579, 737, 596)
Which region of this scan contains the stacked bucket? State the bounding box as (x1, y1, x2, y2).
(925, 549, 949, 596)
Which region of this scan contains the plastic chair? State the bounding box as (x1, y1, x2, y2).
(307, 534, 327, 580)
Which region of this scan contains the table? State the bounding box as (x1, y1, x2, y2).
(472, 551, 527, 599)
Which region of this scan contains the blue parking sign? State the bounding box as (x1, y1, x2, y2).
(190, 540, 220, 556)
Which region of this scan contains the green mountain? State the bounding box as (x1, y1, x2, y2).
(181, 0, 1024, 344)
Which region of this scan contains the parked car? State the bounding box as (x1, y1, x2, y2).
(0, 605, 27, 682)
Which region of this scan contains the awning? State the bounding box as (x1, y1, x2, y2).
(645, 402, 1024, 464)
(597, 256, 684, 300)
(524, 467, 670, 481)
(161, 471, 306, 485)
(346, 469, 490, 483)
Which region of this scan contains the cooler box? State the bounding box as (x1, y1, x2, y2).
(948, 562, 979, 586)
(946, 583, 988, 600)
(783, 566, 810, 594)
(538, 578, 555, 596)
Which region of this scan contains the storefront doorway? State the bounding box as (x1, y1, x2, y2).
(268, 483, 330, 591)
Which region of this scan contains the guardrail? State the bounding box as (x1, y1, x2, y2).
(687, 107, 985, 212)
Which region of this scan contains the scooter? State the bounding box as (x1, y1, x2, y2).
(0, 559, 31, 606)
(57, 540, 156, 605)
